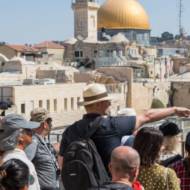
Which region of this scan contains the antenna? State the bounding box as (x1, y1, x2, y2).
(179, 0, 184, 37)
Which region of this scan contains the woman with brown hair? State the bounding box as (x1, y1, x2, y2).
(133, 127, 180, 190)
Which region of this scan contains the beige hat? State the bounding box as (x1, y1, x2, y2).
(80, 83, 112, 106)
(30, 108, 51, 123)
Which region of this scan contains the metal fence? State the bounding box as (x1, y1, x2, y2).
(48, 116, 190, 156)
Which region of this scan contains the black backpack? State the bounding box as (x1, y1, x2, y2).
(62, 139, 110, 190)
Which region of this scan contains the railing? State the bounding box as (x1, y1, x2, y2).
(143, 116, 190, 156)
(47, 133, 63, 143)
(48, 116, 190, 157)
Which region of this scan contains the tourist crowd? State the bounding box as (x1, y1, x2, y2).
(0, 83, 190, 190)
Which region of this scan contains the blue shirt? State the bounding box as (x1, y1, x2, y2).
(60, 113, 136, 169)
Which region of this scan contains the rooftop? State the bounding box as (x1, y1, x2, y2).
(7, 44, 38, 53)
(34, 41, 64, 49)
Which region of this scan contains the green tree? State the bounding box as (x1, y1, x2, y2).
(151, 98, 165, 108)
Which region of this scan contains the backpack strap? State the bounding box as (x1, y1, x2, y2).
(34, 134, 59, 172)
(84, 116, 103, 138)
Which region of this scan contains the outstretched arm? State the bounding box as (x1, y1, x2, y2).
(135, 107, 190, 130)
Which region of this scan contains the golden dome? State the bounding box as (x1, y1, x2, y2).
(98, 0, 150, 30)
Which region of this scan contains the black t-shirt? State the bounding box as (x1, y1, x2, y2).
(60, 113, 136, 168)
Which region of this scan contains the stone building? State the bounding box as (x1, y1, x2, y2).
(34, 41, 65, 64)
(170, 72, 190, 109)
(0, 82, 127, 127)
(72, 0, 150, 45)
(63, 38, 129, 67)
(98, 0, 150, 45)
(0, 41, 65, 64)
(63, 0, 151, 68)
(130, 81, 170, 113)
(172, 56, 190, 74)
(171, 81, 190, 109)
(0, 57, 79, 84)
(72, 0, 99, 42)
(0, 44, 40, 61)
(0, 53, 9, 63)
(96, 66, 170, 112)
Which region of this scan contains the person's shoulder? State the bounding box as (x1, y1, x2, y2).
(161, 154, 182, 167)
(63, 120, 82, 134)
(166, 167, 180, 182)
(150, 163, 166, 173)
(151, 164, 177, 179)
(167, 167, 177, 174)
(155, 164, 178, 178)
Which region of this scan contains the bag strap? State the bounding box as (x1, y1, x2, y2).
(164, 168, 169, 190)
(84, 116, 103, 138)
(34, 134, 58, 170)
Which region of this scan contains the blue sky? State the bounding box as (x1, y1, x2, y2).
(0, 0, 189, 44)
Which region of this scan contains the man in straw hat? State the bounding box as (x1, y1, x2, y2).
(59, 83, 190, 170)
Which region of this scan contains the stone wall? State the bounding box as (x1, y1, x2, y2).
(11, 83, 86, 126)
(172, 82, 190, 108)
(172, 57, 190, 74)
(36, 70, 68, 83)
(130, 81, 170, 113)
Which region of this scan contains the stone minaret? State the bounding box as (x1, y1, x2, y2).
(72, 0, 99, 41)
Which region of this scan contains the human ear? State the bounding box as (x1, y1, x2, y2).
(108, 163, 112, 173)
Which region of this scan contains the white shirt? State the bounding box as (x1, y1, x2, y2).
(160, 151, 178, 161)
(2, 148, 40, 190)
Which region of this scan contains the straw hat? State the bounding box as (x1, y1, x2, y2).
(80, 83, 112, 106)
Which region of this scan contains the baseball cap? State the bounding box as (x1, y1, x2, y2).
(30, 108, 51, 123)
(0, 114, 40, 151)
